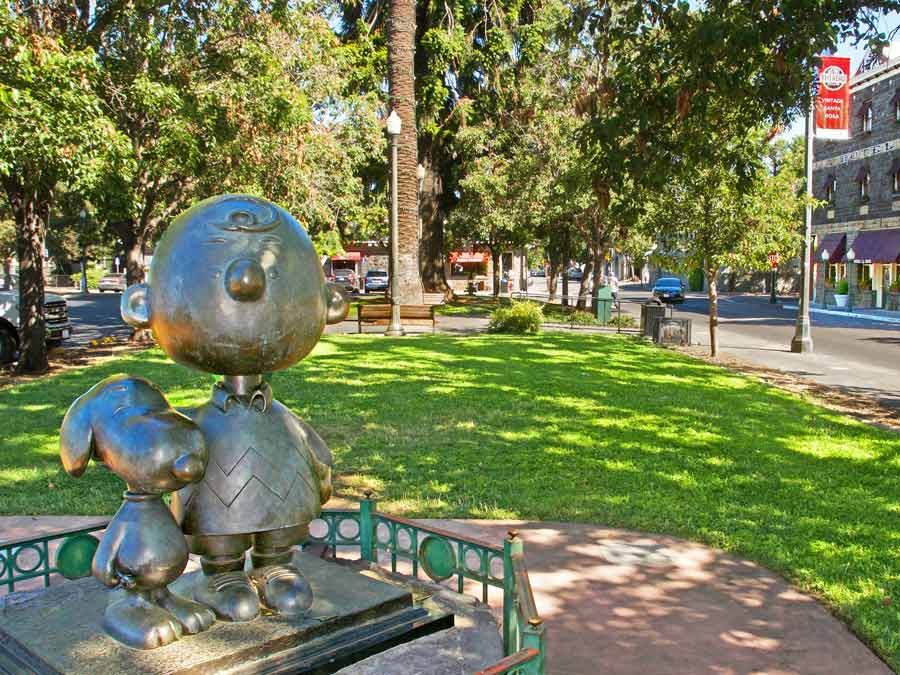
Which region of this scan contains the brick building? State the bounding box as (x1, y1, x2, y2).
(812, 45, 900, 311)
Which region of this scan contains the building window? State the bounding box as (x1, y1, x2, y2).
(825, 176, 836, 202)
(896, 99, 900, 123)
(894, 170, 900, 193)
(857, 167, 870, 200)
(864, 105, 874, 133)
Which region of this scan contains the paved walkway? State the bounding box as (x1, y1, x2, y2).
(0, 515, 888, 674)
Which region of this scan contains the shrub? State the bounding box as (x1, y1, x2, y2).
(606, 313, 638, 329)
(890, 279, 900, 292)
(836, 279, 849, 295)
(69, 264, 108, 290)
(488, 300, 543, 334)
(569, 310, 597, 326)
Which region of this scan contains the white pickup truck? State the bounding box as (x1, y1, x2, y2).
(0, 280, 72, 363)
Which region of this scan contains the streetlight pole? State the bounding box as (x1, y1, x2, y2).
(385, 110, 404, 336)
(791, 76, 815, 354)
(79, 208, 88, 294)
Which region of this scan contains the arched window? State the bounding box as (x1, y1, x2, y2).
(826, 175, 837, 202)
(859, 101, 874, 134)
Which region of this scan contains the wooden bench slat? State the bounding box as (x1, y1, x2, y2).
(358, 304, 436, 333)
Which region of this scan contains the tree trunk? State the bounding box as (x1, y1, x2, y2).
(546, 244, 561, 302)
(591, 243, 604, 316)
(123, 227, 145, 286)
(576, 259, 593, 311)
(11, 187, 49, 372)
(388, 0, 423, 303)
(707, 269, 719, 358)
(418, 149, 449, 295)
(491, 249, 501, 298)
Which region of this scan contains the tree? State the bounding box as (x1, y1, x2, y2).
(387, 0, 424, 302)
(91, 2, 384, 285)
(643, 135, 805, 357)
(0, 12, 114, 371)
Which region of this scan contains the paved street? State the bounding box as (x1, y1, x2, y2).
(62, 291, 132, 347)
(618, 284, 900, 410)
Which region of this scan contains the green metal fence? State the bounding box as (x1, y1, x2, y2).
(0, 498, 545, 674)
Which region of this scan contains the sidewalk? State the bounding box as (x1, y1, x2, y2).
(0, 515, 888, 675)
(784, 303, 900, 325)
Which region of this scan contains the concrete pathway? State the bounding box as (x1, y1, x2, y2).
(0, 515, 888, 674)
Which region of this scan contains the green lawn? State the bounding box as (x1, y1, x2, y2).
(2, 334, 900, 665)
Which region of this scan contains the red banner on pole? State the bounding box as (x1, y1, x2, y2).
(816, 56, 851, 140)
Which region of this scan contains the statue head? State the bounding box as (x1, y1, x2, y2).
(121, 194, 349, 375)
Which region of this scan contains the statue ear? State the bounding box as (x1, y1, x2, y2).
(59, 395, 94, 477)
(324, 282, 350, 325)
(121, 283, 151, 328)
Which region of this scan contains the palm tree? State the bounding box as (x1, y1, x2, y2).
(387, 0, 424, 303)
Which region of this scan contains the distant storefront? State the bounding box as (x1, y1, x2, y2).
(812, 45, 900, 311)
(448, 251, 490, 293)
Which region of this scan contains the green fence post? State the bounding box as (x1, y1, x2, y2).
(522, 618, 546, 675)
(503, 530, 522, 656)
(360, 489, 376, 562)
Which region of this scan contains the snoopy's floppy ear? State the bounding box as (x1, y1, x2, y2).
(60, 393, 95, 477)
(324, 282, 350, 325)
(121, 283, 151, 329)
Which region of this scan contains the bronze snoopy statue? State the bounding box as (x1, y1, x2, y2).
(60, 374, 215, 649)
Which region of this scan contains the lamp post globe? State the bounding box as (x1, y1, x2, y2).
(385, 110, 404, 336)
(386, 110, 402, 137)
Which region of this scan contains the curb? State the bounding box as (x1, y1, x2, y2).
(782, 304, 900, 325)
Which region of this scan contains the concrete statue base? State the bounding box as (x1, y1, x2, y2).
(0, 552, 466, 674)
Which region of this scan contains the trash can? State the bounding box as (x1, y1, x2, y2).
(594, 286, 613, 324)
(641, 301, 669, 338)
(656, 317, 692, 345)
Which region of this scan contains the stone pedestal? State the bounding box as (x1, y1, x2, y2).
(0, 552, 458, 674)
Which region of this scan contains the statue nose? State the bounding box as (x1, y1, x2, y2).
(225, 258, 266, 302)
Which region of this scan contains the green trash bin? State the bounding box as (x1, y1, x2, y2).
(594, 286, 613, 324)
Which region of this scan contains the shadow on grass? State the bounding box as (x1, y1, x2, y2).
(2, 333, 900, 664)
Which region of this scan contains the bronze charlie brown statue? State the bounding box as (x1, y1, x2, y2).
(113, 194, 349, 627)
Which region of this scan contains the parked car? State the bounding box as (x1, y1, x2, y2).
(566, 267, 583, 281)
(652, 277, 686, 304)
(529, 268, 546, 278)
(97, 273, 126, 292)
(364, 269, 389, 293)
(330, 269, 357, 293)
(0, 277, 72, 363)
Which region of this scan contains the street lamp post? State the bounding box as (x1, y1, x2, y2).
(385, 110, 404, 336)
(79, 208, 88, 294)
(846, 248, 855, 311)
(791, 78, 815, 354)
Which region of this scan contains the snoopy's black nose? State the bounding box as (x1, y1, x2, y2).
(172, 454, 205, 482)
(225, 258, 266, 302)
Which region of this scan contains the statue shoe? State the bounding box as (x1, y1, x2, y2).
(251, 564, 313, 616)
(193, 570, 259, 622)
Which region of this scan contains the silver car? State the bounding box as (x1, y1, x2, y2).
(98, 273, 126, 292)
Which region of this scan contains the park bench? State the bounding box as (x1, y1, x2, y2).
(422, 292, 446, 306)
(357, 303, 436, 333)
